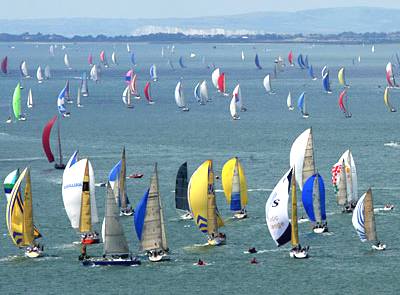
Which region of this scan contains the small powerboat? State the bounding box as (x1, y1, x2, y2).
(127, 173, 144, 179)
(289, 245, 309, 259)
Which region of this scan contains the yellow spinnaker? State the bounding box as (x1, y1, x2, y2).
(221, 157, 248, 208)
(6, 167, 41, 248)
(188, 160, 223, 235)
(338, 67, 346, 86)
(384, 87, 396, 112)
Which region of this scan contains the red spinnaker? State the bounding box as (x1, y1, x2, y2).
(144, 82, 152, 102)
(42, 115, 57, 162)
(1, 56, 7, 74)
(88, 53, 93, 65)
(288, 50, 293, 65)
(338, 90, 346, 112)
(218, 73, 225, 93)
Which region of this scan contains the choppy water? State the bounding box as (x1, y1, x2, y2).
(0, 42, 399, 294)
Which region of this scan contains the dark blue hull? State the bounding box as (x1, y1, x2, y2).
(82, 258, 141, 266)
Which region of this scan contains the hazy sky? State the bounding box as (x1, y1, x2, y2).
(2, 0, 400, 19)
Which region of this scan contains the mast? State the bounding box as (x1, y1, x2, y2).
(207, 160, 218, 237)
(22, 168, 34, 246)
(119, 147, 127, 209)
(57, 116, 63, 166)
(291, 169, 299, 248)
(79, 160, 92, 233)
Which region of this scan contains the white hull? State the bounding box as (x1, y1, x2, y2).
(25, 249, 43, 258)
(207, 236, 226, 246)
(180, 212, 193, 220)
(372, 244, 386, 251)
(148, 252, 170, 262)
(233, 212, 247, 219)
(289, 248, 308, 259)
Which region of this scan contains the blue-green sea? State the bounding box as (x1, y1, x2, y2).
(0, 42, 399, 294)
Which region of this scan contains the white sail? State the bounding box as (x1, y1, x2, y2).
(64, 53, 71, 69)
(289, 128, 312, 191)
(44, 65, 51, 79)
(20, 61, 29, 78)
(36, 66, 43, 83)
(27, 88, 33, 108)
(266, 169, 292, 246)
(175, 81, 187, 109)
(211, 68, 220, 89)
(62, 152, 98, 229)
(287, 92, 294, 110)
(241, 50, 245, 61)
(232, 84, 243, 110)
(122, 86, 131, 106)
(263, 75, 273, 94)
(199, 80, 209, 103)
(111, 52, 117, 64)
(126, 43, 131, 53)
(229, 96, 239, 120)
(335, 150, 358, 203)
(90, 65, 98, 81)
(49, 45, 55, 56)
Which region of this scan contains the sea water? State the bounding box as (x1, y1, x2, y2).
(0, 42, 398, 294)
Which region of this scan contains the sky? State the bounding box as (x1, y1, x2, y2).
(2, 0, 400, 19)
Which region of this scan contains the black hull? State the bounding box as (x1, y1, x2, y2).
(82, 258, 141, 266)
(55, 163, 66, 170)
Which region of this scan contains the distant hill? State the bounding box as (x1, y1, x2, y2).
(0, 7, 398, 36)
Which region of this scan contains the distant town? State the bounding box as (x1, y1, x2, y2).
(1, 31, 400, 44)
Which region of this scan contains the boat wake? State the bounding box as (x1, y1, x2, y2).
(0, 156, 45, 163)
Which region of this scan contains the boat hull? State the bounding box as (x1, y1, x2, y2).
(207, 237, 226, 246)
(82, 257, 141, 266)
(289, 249, 309, 259)
(25, 249, 43, 258)
(372, 244, 386, 251)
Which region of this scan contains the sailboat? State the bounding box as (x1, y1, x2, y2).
(134, 163, 169, 262)
(194, 82, 202, 104)
(339, 89, 352, 118)
(129, 74, 141, 99)
(20, 61, 30, 78)
(4, 169, 19, 202)
(308, 65, 317, 80)
(1, 56, 8, 74)
(27, 88, 33, 108)
(188, 160, 226, 246)
(36, 66, 43, 83)
(111, 51, 117, 65)
(266, 168, 309, 259)
(80, 72, 89, 97)
(352, 188, 386, 251)
(222, 157, 248, 219)
(297, 54, 306, 69)
(255, 54, 262, 69)
(88, 53, 93, 66)
(6, 167, 43, 258)
(57, 84, 70, 117)
(217, 72, 228, 96)
(62, 152, 99, 244)
(77, 85, 82, 108)
(64, 53, 71, 69)
(12, 83, 26, 121)
(241, 50, 245, 61)
(331, 150, 358, 213)
(211, 68, 220, 91)
(386, 62, 398, 88)
(90, 65, 98, 82)
(263, 74, 275, 94)
(42, 115, 66, 169)
(175, 81, 189, 111)
(127, 43, 131, 53)
(302, 173, 328, 233)
(175, 162, 192, 220)
(233, 84, 246, 111)
(122, 86, 134, 108)
(108, 147, 134, 216)
(384, 87, 396, 112)
(150, 64, 158, 81)
(200, 80, 210, 102)
(338, 67, 349, 87)
(100, 50, 108, 68)
(288, 50, 294, 66)
(82, 183, 141, 266)
(179, 56, 186, 68)
(44, 65, 51, 79)
(371, 45, 375, 53)
(144, 82, 155, 104)
(297, 92, 309, 118)
(322, 72, 332, 94)
(287, 92, 294, 110)
(229, 94, 240, 120)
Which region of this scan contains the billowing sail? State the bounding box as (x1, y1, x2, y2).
(232, 84, 244, 111)
(44, 65, 51, 79)
(297, 92, 308, 117)
(88, 53, 93, 66)
(255, 54, 262, 69)
(263, 74, 274, 94)
(42, 115, 57, 162)
(352, 189, 377, 243)
(386, 62, 398, 88)
(27, 88, 33, 108)
(384, 87, 396, 112)
(211, 68, 220, 89)
(1, 56, 8, 74)
(338, 67, 349, 87)
(290, 128, 315, 190)
(188, 160, 224, 236)
(64, 53, 71, 69)
(199, 80, 209, 103)
(36, 66, 43, 83)
(287, 92, 294, 110)
(302, 174, 326, 223)
(217, 72, 226, 94)
(175, 162, 189, 211)
(297, 54, 306, 69)
(265, 169, 292, 246)
(103, 183, 130, 256)
(322, 72, 332, 93)
(100, 50, 108, 67)
(111, 52, 117, 65)
(62, 152, 98, 230)
(150, 64, 157, 81)
(229, 95, 239, 120)
(134, 163, 168, 251)
(339, 89, 351, 117)
(57, 84, 69, 116)
(12, 83, 22, 120)
(222, 157, 248, 211)
(179, 56, 186, 68)
(241, 50, 245, 61)
(90, 65, 98, 81)
(81, 72, 89, 97)
(4, 169, 19, 202)
(144, 82, 154, 104)
(6, 167, 41, 247)
(175, 81, 188, 110)
(308, 65, 317, 80)
(288, 50, 294, 66)
(20, 61, 29, 78)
